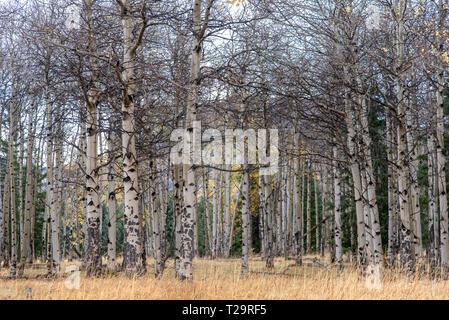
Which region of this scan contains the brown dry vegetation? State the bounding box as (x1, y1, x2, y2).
(0, 255, 449, 300)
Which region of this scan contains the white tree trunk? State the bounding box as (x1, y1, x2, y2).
(120, 0, 145, 277)
(406, 111, 422, 258)
(294, 134, 302, 264)
(8, 87, 17, 276)
(428, 133, 438, 267)
(333, 145, 343, 272)
(19, 102, 34, 275)
(387, 110, 399, 266)
(107, 130, 117, 270)
(396, 0, 413, 269)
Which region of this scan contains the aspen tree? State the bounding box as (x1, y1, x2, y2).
(306, 161, 312, 254)
(435, 0, 449, 271)
(180, 0, 214, 280)
(359, 97, 383, 265)
(83, 0, 102, 277)
(51, 107, 62, 274)
(387, 110, 399, 266)
(293, 133, 302, 265)
(201, 170, 211, 257)
(118, 0, 148, 277)
(18, 99, 35, 275)
(107, 130, 117, 270)
(314, 167, 320, 252)
(8, 82, 17, 276)
(405, 110, 422, 258)
(394, 0, 413, 270)
(428, 132, 438, 268)
(223, 164, 231, 257)
(333, 144, 343, 273)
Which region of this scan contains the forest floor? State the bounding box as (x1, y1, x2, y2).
(0, 254, 449, 299)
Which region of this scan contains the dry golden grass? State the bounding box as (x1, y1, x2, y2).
(0, 254, 448, 300)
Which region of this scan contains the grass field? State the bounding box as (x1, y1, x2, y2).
(0, 255, 448, 300)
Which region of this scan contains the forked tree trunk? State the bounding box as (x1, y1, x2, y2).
(359, 97, 383, 265)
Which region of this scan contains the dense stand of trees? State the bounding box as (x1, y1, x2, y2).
(0, 0, 448, 280)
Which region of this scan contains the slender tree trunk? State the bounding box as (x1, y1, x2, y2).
(8, 94, 17, 276)
(2, 172, 10, 268)
(31, 120, 43, 263)
(275, 170, 282, 255)
(18, 117, 25, 274)
(294, 134, 302, 265)
(174, 164, 183, 276)
(258, 172, 265, 260)
(320, 170, 326, 257)
(314, 167, 320, 252)
(212, 170, 219, 259)
(387, 110, 398, 267)
(202, 170, 211, 257)
(241, 162, 250, 275)
(306, 162, 312, 254)
(107, 130, 117, 270)
(406, 111, 422, 259)
(428, 132, 438, 269)
(85, 100, 101, 276)
(51, 112, 62, 274)
(150, 161, 163, 277)
(436, 0, 449, 268)
(19, 101, 35, 275)
(223, 166, 231, 257)
(333, 145, 343, 273)
(361, 168, 374, 266)
(80, 114, 87, 266)
(282, 161, 288, 258)
(0, 102, 5, 266)
(264, 174, 274, 268)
